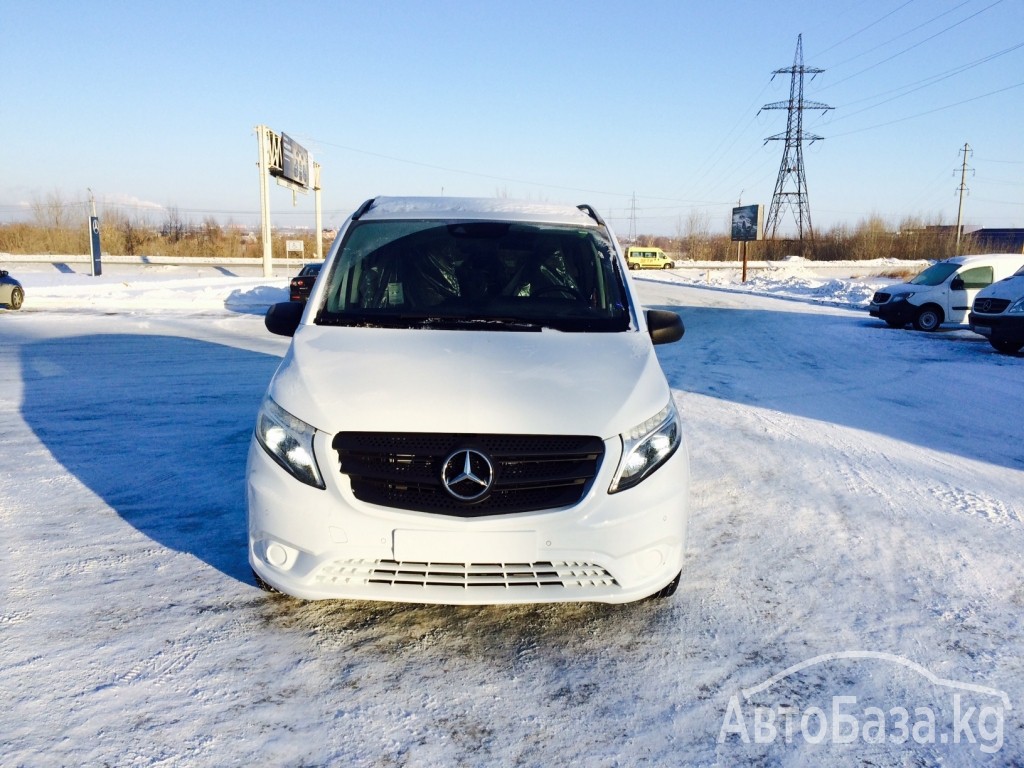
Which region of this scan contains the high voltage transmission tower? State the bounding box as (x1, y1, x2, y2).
(760, 34, 832, 242)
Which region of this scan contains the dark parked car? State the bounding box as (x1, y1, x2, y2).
(289, 263, 322, 302)
(1, 268, 24, 310)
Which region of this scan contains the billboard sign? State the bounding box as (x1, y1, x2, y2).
(732, 204, 763, 242)
(280, 133, 310, 189)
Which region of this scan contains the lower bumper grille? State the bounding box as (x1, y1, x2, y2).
(315, 559, 618, 590)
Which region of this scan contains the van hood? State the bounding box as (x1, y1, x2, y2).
(880, 283, 919, 297)
(974, 275, 1024, 302)
(268, 326, 672, 439)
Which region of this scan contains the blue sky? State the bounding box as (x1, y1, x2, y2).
(2, 0, 1022, 238)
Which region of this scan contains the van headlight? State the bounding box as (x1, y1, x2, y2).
(1008, 297, 1024, 314)
(892, 293, 913, 302)
(255, 396, 325, 489)
(609, 401, 682, 493)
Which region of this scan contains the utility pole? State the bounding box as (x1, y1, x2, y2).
(627, 192, 637, 244)
(761, 34, 833, 243)
(955, 142, 973, 253)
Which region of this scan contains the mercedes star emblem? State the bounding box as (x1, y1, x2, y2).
(441, 449, 494, 501)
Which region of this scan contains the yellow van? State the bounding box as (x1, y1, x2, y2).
(625, 246, 674, 270)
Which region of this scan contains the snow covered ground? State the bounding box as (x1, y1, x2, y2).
(2, 260, 1022, 766)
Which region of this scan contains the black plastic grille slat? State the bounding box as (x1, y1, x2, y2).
(333, 432, 605, 517)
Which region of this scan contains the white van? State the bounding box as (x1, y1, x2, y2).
(969, 264, 1024, 354)
(247, 197, 689, 605)
(869, 254, 1024, 331)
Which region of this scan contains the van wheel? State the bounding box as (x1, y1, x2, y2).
(662, 263, 672, 269)
(991, 339, 1024, 354)
(645, 570, 681, 600)
(913, 306, 942, 332)
(9, 287, 23, 310)
(252, 568, 280, 593)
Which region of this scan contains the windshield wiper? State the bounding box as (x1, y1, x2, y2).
(316, 312, 544, 331)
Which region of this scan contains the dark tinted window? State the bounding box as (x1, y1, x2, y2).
(910, 262, 960, 286)
(316, 220, 630, 332)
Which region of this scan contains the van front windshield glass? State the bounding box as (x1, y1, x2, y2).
(316, 220, 631, 332)
(910, 262, 960, 286)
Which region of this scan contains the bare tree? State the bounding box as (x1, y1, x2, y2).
(162, 206, 188, 243)
(31, 190, 76, 231)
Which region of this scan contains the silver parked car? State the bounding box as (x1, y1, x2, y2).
(0, 269, 24, 310)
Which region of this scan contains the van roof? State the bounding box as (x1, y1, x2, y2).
(944, 253, 1024, 265)
(355, 196, 600, 226)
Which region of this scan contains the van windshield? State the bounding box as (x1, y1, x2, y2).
(316, 220, 631, 332)
(910, 262, 960, 286)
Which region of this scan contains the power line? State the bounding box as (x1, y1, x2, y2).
(811, 0, 921, 58)
(819, 0, 1005, 90)
(832, 40, 1024, 116)
(829, 80, 1024, 138)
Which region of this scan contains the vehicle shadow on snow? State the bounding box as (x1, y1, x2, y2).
(651, 302, 1024, 471)
(19, 334, 280, 582)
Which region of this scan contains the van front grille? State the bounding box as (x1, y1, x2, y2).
(972, 298, 1011, 314)
(333, 432, 605, 516)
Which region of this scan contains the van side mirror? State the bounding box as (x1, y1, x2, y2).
(265, 301, 304, 337)
(950, 276, 965, 291)
(646, 309, 684, 345)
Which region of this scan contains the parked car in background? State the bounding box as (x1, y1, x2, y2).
(869, 254, 1024, 331)
(248, 197, 689, 605)
(969, 264, 1024, 354)
(625, 246, 674, 270)
(289, 262, 322, 302)
(0, 268, 24, 310)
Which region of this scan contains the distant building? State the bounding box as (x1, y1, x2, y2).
(971, 228, 1024, 254)
(918, 225, 1024, 254)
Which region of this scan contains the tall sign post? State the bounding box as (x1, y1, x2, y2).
(731, 204, 764, 283)
(255, 125, 322, 277)
(88, 189, 102, 276)
(313, 161, 323, 261)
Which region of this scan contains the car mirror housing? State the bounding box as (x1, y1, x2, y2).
(646, 309, 684, 345)
(265, 302, 304, 337)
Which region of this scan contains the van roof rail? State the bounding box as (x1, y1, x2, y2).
(576, 204, 605, 226)
(351, 198, 376, 221)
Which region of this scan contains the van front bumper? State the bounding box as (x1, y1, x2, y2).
(969, 312, 1024, 344)
(869, 297, 917, 326)
(247, 435, 689, 605)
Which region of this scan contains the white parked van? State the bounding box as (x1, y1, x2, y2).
(869, 254, 1024, 331)
(247, 197, 689, 605)
(969, 264, 1024, 354)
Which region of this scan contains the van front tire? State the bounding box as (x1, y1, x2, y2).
(913, 306, 943, 332)
(991, 338, 1024, 354)
(644, 570, 681, 600)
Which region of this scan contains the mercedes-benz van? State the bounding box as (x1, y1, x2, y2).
(969, 264, 1024, 354)
(247, 198, 689, 605)
(869, 254, 1024, 331)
